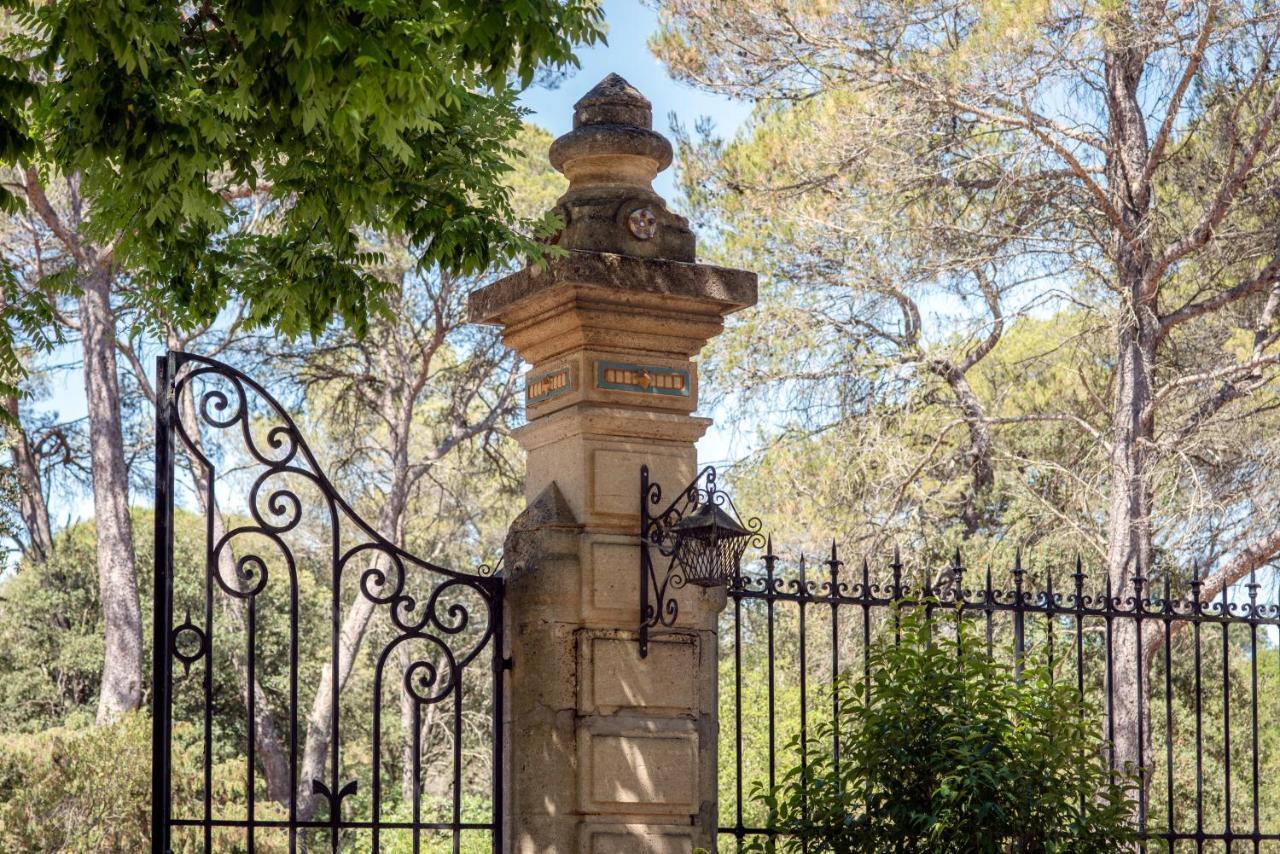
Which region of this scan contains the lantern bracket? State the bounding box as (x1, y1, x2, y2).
(639, 464, 762, 657)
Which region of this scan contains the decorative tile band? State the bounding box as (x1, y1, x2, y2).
(526, 366, 573, 405)
(595, 361, 690, 397)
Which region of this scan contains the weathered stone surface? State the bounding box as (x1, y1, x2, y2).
(544, 72, 692, 261)
(487, 71, 756, 854)
(579, 823, 694, 854)
(469, 250, 757, 326)
(570, 73, 655, 131)
(578, 631, 698, 714)
(577, 717, 700, 815)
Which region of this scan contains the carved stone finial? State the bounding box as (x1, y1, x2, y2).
(545, 73, 695, 262)
(572, 72, 654, 129)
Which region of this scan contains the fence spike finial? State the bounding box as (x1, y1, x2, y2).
(1190, 558, 1204, 612)
(891, 546, 903, 599)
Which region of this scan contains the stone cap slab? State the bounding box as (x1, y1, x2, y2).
(469, 250, 757, 325)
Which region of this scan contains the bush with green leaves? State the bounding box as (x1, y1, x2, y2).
(745, 606, 1138, 853)
(0, 713, 280, 853)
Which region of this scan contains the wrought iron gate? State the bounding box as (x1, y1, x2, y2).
(151, 351, 504, 853)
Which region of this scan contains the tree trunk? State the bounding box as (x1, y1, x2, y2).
(3, 391, 54, 563)
(929, 359, 995, 535)
(81, 262, 143, 723)
(297, 480, 410, 820)
(1101, 29, 1156, 783)
(1103, 317, 1157, 778)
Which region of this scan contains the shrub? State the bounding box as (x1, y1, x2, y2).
(745, 605, 1138, 853)
(0, 713, 283, 853)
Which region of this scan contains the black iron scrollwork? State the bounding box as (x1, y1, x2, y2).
(638, 464, 763, 657)
(170, 611, 207, 677)
(152, 351, 505, 853)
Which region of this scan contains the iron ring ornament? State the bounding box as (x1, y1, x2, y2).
(638, 464, 763, 657)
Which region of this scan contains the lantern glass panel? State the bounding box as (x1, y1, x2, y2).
(670, 502, 751, 587)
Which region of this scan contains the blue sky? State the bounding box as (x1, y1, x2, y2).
(519, 0, 752, 202)
(34, 0, 754, 525)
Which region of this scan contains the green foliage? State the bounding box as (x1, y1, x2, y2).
(0, 0, 603, 375)
(745, 607, 1138, 853)
(0, 713, 276, 853)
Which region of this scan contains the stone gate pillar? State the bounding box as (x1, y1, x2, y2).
(470, 73, 756, 853)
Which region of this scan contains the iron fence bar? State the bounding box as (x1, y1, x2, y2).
(151, 353, 177, 854)
(734, 572, 744, 846)
(1164, 569, 1176, 843)
(860, 558, 870, 703)
(1076, 558, 1087, 825)
(170, 819, 497, 830)
(727, 583, 1280, 625)
(1134, 567, 1147, 836)
(492, 578, 505, 854)
(765, 541, 777, 795)
(247, 597, 257, 852)
(796, 555, 809, 853)
(827, 543, 840, 780)
(200, 424, 214, 854)
(412, 701, 422, 854)
(1249, 566, 1261, 854)
(1013, 550, 1025, 681)
(985, 565, 995, 657)
(1221, 581, 1232, 843)
(1104, 571, 1116, 779)
(453, 680, 463, 854)
(1193, 563, 1205, 845)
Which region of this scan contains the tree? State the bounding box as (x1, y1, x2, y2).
(653, 0, 1280, 771)
(290, 125, 560, 809)
(746, 607, 1137, 853)
(0, 0, 603, 722)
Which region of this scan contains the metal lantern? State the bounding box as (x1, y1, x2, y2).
(669, 501, 752, 586)
(639, 464, 761, 657)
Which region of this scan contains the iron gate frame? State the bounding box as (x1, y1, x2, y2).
(150, 350, 506, 854)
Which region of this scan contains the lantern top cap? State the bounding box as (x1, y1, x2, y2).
(670, 500, 752, 538)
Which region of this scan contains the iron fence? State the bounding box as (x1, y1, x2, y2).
(719, 540, 1280, 852)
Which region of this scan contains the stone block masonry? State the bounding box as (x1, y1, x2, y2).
(470, 72, 756, 853)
